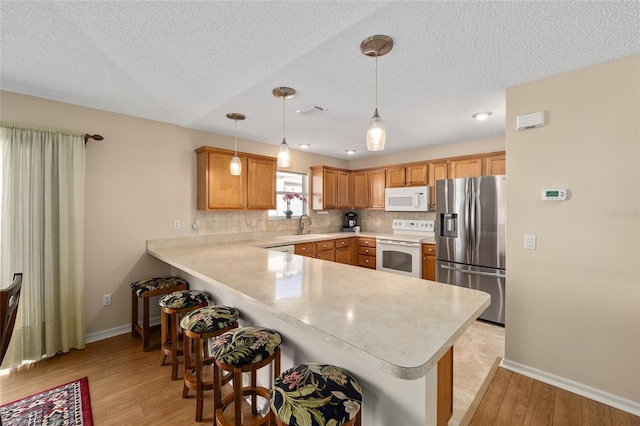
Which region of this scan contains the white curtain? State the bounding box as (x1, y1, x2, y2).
(0, 123, 85, 369)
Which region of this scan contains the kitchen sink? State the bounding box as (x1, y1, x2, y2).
(274, 234, 332, 241)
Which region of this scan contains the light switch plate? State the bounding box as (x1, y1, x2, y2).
(524, 234, 537, 250)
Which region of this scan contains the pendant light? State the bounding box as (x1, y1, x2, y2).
(226, 113, 245, 176)
(273, 87, 296, 168)
(360, 35, 393, 151)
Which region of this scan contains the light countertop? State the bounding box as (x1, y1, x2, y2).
(147, 235, 489, 380)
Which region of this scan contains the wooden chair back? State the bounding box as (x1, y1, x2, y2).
(1, 273, 23, 364)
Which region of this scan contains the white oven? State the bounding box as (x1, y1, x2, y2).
(376, 238, 422, 277)
(376, 219, 435, 278)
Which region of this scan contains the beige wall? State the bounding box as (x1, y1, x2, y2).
(0, 91, 349, 335)
(505, 55, 639, 402)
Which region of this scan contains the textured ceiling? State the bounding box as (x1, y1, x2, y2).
(1, 1, 639, 160)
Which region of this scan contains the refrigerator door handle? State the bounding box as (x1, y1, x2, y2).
(440, 264, 506, 279)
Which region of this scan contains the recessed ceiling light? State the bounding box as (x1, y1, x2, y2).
(472, 111, 493, 121)
(298, 144, 311, 149)
(345, 150, 356, 155)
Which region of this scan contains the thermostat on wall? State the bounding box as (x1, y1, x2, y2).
(541, 189, 567, 201)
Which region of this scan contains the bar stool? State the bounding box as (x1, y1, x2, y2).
(180, 306, 240, 422)
(130, 276, 188, 351)
(270, 363, 363, 426)
(211, 326, 282, 426)
(158, 289, 209, 380)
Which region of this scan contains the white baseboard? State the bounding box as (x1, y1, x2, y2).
(501, 358, 640, 417)
(85, 316, 161, 344)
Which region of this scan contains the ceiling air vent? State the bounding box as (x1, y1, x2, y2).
(295, 104, 327, 116)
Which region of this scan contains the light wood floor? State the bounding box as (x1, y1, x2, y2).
(0, 332, 228, 425)
(469, 367, 640, 426)
(2, 332, 639, 426)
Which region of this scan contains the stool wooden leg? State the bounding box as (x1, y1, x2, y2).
(195, 334, 204, 422)
(170, 310, 180, 380)
(213, 362, 222, 415)
(234, 367, 243, 426)
(160, 309, 168, 367)
(142, 295, 150, 351)
(182, 333, 192, 399)
(131, 291, 139, 337)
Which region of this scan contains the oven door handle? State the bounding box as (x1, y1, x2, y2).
(377, 239, 421, 247)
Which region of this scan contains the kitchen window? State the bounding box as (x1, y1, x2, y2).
(269, 171, 308, 219)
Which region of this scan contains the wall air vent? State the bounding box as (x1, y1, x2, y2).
(295, 104, 327, 116)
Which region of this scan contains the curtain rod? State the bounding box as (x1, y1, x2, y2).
(84, 133, 103, 144)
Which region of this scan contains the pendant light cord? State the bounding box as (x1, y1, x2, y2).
(282, 95, 286, 140)
(375, 52, 379, 110)
(233, 119, 238, 154)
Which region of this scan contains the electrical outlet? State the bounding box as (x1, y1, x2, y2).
(173, 219, 181, 230)
(102, 294, 112, 306)
(241, 222, 246, 231)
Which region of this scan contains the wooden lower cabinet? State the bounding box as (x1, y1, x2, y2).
(335, 238, 357, 265)
(422, 243, 436, 281)
(357, 237, 376, 269)
(438, 347, 454, 426)
(315, 240, 335, 261)
(294, 242, 316, 258)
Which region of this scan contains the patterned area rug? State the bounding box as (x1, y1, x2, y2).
(0, 377, 93, 426)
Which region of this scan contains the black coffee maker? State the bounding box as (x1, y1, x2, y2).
(343, 212, 358, 232)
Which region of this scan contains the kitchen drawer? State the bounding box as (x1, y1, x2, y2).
(357, 237, 376, 248)
(357, 246, 376, 256)
(294, 242, 316, 257)
(315, 240, 335, 251)
(422, 243, 436, 255)
(358, 255, 376, 269)
(335, 237, 353, 248)
(316, 249, 336, 262)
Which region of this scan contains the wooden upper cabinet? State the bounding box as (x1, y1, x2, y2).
(386, 163, 428, 187)
(196, 146, 276, 211)
(246, 156, 277, 209)
(310, 166, 351, 210)
(385, 166, 406, 187)
(353, 171, 369, 209)
(368, 168, 386, 209)
(336, 170, 351, 209)
(484, 153, 506, 176)
(449, 157, 483, 179)
(428, 161, 449, 210)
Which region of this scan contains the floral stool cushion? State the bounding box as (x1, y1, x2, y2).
(130, 276, 188, 297)
(180, 306, 240, 333)
(211, 326, 281, 366)
(158, 290, 209, 309)
(270, 363, 362, 426)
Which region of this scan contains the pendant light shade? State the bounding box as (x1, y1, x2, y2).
(278, 138, 291, 167)
(361, 35, 393, 152)
(366, 108, 386, 151)
(226, 113, 245, 176)
(273, 87, 296, 168)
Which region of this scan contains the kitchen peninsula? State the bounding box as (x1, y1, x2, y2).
(147, 234, 490, 425)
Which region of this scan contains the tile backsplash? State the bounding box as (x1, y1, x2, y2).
(193, 209, 436, 237)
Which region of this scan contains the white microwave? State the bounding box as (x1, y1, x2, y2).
(384, 186, 430, 212)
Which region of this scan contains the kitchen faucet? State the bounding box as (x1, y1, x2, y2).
(298, 214, 312, 235)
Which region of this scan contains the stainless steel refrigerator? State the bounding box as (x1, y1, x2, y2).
(435, 175, 506, 325)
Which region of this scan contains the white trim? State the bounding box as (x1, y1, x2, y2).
(501, 358, 640, 417)
(85, 316, 161, 344)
